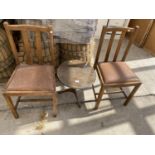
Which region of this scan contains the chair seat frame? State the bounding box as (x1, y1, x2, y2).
(92, 64, 141, 109)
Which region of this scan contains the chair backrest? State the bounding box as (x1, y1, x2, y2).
(94, 26, 139, 68)
(3, 22, 55, 66)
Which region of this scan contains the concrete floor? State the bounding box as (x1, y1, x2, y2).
(0, 40, 155, 135)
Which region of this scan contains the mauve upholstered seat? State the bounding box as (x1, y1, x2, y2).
(98, 61, 139, 84)
(7, 64, 55, 91)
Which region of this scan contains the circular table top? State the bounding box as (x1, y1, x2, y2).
(57, 60, 96, 89)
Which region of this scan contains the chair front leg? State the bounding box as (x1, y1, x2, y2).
(94, 85, 104, 109)
(52, 93, 58, 117)
(124, 83, 141, 106)
(3, 94, 19, 118)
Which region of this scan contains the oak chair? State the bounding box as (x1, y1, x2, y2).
(93, 26, 141, 109)
(3, 22, 58, 118)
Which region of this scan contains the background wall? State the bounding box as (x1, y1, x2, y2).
(129, 19, 154, 47)
(95, 19, 130, 38)
(129, 19, 155, 55)
(144, 22, 155, 54)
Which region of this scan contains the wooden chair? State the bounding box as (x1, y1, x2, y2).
(93, 26, 141, 109)
(3, 22, 58, 118)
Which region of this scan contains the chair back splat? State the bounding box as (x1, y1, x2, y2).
(3, 22, 55, 66)
(94, 26, 139, 69)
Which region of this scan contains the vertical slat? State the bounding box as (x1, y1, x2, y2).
(113, 31, 126, 61)
(104, 31, 115, 62)
(93, 27, 106, 69)
(3, 22, 20, 65)
(122, 26, 139, 61)
(21, 30, 33, 64)
(48, 27, 55, 66)
(35, 31, 43, 64)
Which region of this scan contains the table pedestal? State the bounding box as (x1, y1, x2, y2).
(57, 60, 96, 107)
(57, 88, 81, 107)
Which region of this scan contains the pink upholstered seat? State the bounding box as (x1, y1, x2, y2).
(98, 62, 139, 84)
(7, 64, 55, 91)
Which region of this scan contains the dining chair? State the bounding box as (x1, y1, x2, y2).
(93, 26, 141, 109)
(3, 22, 58, 118)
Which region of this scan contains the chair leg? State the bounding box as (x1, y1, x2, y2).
(52, 93, 58, 117)
(3, 94, 19, 119)
(15, 96, 21, 109)
(94, 85, 104, 109)
(124, 83, 141, 106)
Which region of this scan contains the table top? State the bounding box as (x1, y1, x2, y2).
(57, 60, 96, 89)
